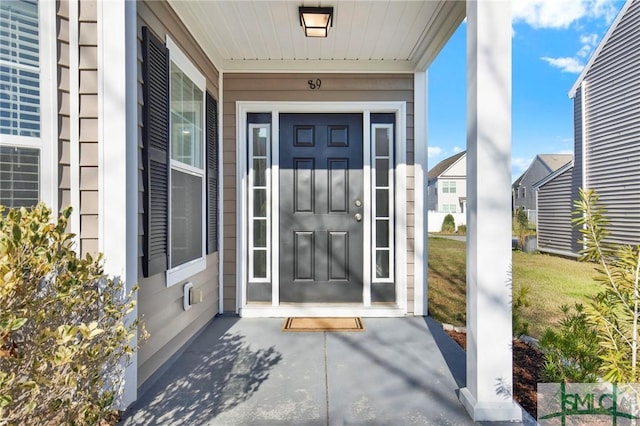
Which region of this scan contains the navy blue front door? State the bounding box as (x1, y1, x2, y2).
(279, 114, 364, 303)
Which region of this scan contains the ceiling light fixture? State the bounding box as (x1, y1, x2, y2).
(299, 6, 333, 38)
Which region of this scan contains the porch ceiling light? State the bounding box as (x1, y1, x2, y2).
(299, 6, 333, 38)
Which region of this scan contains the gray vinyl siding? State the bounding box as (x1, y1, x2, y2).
(537, 167, 577, 257)
(582, 0, 640, 246)
(223, 73, 415, 313)
(513, 158, 551, 212)
(137, 0, 220, 389)
(571, 87, 584, 254)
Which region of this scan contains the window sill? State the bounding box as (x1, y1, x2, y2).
(166, 257, 206, 287)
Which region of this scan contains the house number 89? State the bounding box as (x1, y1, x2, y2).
(308, 79, 322, 90)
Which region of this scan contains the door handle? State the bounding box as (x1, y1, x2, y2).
(354, 213, 363, 222)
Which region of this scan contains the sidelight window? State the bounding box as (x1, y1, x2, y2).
(248, 124, 271, 281)
(372, 124, 394, 281)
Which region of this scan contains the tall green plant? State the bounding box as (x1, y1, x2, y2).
(514, 207, 530, 249)
(441, 214, 455, 233)
(512, 285, 531, 337)
(573, 188, 640, 383)
(539, 303, 601, 383)
(0, 204, 146, 425)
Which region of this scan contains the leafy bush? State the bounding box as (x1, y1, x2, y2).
(539, 303, 601, 382)
(540, 188, 640, 384)
(573, 188, 640, 383)
(456, 224, 467, 235)
(0, 204, 146, 425)
(514, 207, 531, 250)
(441, 214, 455, 233)
(512, 285, 531, 337)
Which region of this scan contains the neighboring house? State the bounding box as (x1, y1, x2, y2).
(427, 151, 466, 213)
(0, 1, 519, 421)
(534, 161, 579, 257)
(536, 0, 640, 256)
(512, 154, 572, 222)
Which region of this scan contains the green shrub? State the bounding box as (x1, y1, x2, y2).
(514, 207, 531, 249)
(573, 188, 640, 383)
(539, 304, 601, 383)
(512, 285, 531, 337)
(456, 224, 467, 235)
(441, 214, 455, 233)
(0, 204, 146, 425)
(539, 188, 640, 384)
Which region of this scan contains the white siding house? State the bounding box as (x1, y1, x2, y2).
(427, 151, 467, 213)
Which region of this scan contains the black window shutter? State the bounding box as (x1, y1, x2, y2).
(206, 92, 219, 254)
(141, 27, 170, 277)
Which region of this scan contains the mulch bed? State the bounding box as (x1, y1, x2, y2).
(446, 330, 544, 418)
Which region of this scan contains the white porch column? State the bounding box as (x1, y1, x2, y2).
(414, 71, 428, 316)
(459, 1, 521, 422)
(97, 0, 139, 408)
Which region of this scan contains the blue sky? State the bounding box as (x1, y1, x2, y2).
(428, 0, 625, 181)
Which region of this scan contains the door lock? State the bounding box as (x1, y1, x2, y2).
(354, 199, 362, 207)
(354, 213, 363, 222)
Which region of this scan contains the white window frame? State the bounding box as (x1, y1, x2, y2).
(442, 204, 457, 213)
(165, 36, 206, 287)
(371, 123, 394, 283)
(442, 180, 456, 194)
(248, 123, 272, 282)
(0, 0, 57, 210)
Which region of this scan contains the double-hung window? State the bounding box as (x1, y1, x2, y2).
(166, 37, 206, 285)
(141, 28, 218, 283)
(442, 204, 457, 213)
(442, 181, 456, 194)
(0, 0, 54, 209)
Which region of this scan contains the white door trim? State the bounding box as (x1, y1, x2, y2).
(236, 101, 407, 317)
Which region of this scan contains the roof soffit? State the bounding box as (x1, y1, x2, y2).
(167, 0, 466, 73)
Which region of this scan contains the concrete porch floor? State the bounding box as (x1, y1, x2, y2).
(120, 316, 524, 425)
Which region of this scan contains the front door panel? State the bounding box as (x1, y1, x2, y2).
(279, 114, 363, 303)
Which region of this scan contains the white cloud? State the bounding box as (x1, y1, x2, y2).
(515, 1, 617, 75)
(513, 0, 588, 29)
(428, 146, 443, 158)
(512, 0, 618, 29)
(590, 0, 620, 24)
(555, 149, 574, 155)
(540, 31, 599, 73)
(541, 56, 585, 73)
(579, 33, 599, 46)
(452, 146, 462, 154)
(512, 157, 533, 174)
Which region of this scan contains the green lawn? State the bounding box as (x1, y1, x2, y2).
(428, 236, 601, 338)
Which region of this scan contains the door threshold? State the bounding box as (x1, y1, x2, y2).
(240, 305, 406, 318)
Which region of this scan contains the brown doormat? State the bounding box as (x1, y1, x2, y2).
(282, 317, 365, 332)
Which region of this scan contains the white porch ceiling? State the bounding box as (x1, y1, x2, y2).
(167, 0, 466, 73)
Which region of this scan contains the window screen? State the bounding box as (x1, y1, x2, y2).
(0, 145, 39, 208)
(0, 0, 40, 137)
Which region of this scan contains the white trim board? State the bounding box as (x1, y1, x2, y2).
(97, 0, 139, 408)
(236, 101, 408, 317)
